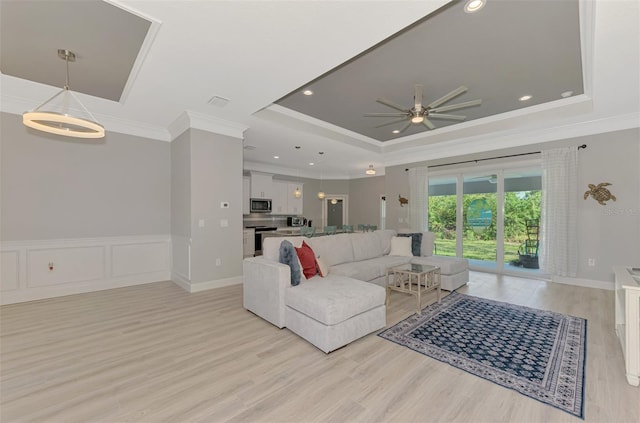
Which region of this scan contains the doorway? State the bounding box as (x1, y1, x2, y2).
(322, 195, 348, 228)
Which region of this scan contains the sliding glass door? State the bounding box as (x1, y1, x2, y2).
(462, 173, 498, 270)
(428, 176, 457, 257)
(427, 165, 542, 276)
(503, 169, 541, 274)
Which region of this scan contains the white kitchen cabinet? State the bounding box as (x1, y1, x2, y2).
(287, 183, 303, 215)
(614, 266, 640, 386)
(243, 176, 250, 215)
(243, 228, 255, 257)
(272, 181, 288, 214)
(250, 172, 273, 199)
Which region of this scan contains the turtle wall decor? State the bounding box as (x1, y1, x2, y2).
(584, 182, 616, 205)
(398, 195, 409, 207)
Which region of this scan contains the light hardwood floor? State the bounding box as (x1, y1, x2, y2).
(1, 272, 639, 423)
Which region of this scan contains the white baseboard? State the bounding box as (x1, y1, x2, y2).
(1, 235, 171, 305)
(173, 275, 242, 293)
(551, 275, 615, 291)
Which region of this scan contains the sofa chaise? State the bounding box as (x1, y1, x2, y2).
(243, 230, 468, 353)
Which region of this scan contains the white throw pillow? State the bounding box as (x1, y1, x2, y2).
(389, 236, 413, 257)
(316, 255, 329, 277)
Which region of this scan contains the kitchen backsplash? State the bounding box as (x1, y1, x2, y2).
(243, 214, 290, 228)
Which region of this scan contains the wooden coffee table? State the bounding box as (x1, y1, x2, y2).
(386, 263, 441, 313)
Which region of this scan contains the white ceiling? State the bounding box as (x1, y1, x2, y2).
(1, 0, 638, 180)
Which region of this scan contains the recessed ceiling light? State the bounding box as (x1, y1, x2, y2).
(561, 90, 574, 98)
(464, 0, 486, 13)
(273, 155, 279, 159)
(303, 89, 314, 96)
(309, 162, 314, 166)
(519, 95, 532, 102)
(392, 129, 400, 134)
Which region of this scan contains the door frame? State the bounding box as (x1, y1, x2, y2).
(322, 194, 349, 228)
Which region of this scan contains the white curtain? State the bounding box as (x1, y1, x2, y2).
(408, 166, 429, 231)
(539, 146, 578, 277)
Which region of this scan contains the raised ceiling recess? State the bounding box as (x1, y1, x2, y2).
(0, 0, 152, 102)
(275, 0, 583, 142)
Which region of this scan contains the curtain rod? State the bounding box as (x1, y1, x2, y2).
(405, 144, 587, 171)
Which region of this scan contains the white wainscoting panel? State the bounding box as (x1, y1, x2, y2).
(0, 235, 171, 305)
(1, 250, 20, 291)
(111, 242, 170, 277)
(27, 246, 105, 287)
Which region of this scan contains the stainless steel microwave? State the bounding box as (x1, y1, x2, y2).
(250, 198, 272, 213)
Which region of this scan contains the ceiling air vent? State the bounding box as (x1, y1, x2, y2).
(208, 95, 230, 107)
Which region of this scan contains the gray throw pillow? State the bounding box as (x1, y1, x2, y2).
(279, 240, 301, 286)
(398, 233, 422, 256)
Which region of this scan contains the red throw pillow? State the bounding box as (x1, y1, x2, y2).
(295, 241, 318, 279)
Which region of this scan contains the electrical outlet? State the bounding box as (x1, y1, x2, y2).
(198, 219, 205, 228)
(215, 258, 221, 266)
(588, 258, 596, 267)
(220, 219, 229, 227)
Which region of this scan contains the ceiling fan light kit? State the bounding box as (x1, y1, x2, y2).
(365, 84, 481, 134)
(23, 49, 105, 139)
(366, 164, 377, 175)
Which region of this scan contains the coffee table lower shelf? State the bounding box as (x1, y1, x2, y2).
(386, 263, 441, 313)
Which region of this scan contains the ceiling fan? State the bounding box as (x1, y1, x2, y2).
(365, 84, 481, 133)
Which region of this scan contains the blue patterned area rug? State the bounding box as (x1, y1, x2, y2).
(379, 292, 587, 419)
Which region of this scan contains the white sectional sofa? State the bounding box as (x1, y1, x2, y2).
(243, 230, 468, 353)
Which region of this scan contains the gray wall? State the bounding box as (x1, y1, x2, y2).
(171, 130, 191, 238)
(385, 165, 411, 230)
(383, 127, 640, 282)
(572, 128, 640, 281)
(349, 175, 385, 227)
(1, 112, 171, 241)
(188, 129, 243, 283)
(302, 178, 350, 227)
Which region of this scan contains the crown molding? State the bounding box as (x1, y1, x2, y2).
(243, 160, 352, 180)
(168, 110, 249, 141)
(255, 104, 382, 153)
(383, 111, 640, 168)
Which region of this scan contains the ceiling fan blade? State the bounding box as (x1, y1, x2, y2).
(364, 113, 408, 117)
(431, 99, 482, 113)
(375, 118, 409, 128)
(414, 84, 423, 110)
(428, 113, 466, 121)
(376, 98, 409, 112)
(422, 118, 436, 130)
(427, 85, 467, 109)
(398, 121, 412, 133)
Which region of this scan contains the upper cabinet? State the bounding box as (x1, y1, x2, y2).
(272, 181, 288, 214)
(250, 171, 273, 199)
(244, 172, 303, 215)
